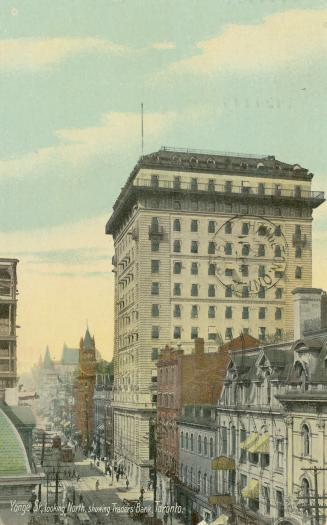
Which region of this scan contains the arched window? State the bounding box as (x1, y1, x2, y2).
(190, 434, 194, 452)
(209, 437, 214, 458)
(173, 218, 181, 232)
(180, 463, 183, 480)
(190, 467, 193, 486)
(209, 475, 213, 495)
(203, 473, 207, 495)
(197, 471, 201, 491)
(184, 465, 188, 484)
(185, 432, 189, 450)
(301, 478, 311, 515)
(204, 436, 208, 456)
(151, 217, 159, 233)
(302, 424, 310, 456)
(198, 435, 202, 454)
(180, 431, 184, 449)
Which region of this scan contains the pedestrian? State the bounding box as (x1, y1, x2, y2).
(79, 494, 83, 504)
(95, 479, 100, 491)
(116, 472, 119, 482)
(126, 478, 129, 490)
(147, 480, 151, 490)
(163, 512, 168, 525)
(76, 474, 80, 482)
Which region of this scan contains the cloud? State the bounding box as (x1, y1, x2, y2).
(0, 37, 129, 71)
(150, 41, 176, 50)
(0, 110, 176, 179)
(164, 9, 327, 76)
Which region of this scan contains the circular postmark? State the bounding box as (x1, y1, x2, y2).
(211, 215, 288, 298)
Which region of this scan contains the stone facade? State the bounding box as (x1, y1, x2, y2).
(0, 258, 18, 399)
(106, 147, 324, 485)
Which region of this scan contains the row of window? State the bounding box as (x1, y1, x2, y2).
(171, 282, 285, 297)
(180, 431, 215, 457)
(151, 325, 283, 340)
(172, 218, 285, 235)
(149, 303, 283, 320)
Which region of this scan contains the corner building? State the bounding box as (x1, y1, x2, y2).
(105, 147, 324, 484)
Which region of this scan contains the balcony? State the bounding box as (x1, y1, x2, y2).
(134, 178, 324, 207)
(148, 225, 164, 240)
(292, 234, 307, 247)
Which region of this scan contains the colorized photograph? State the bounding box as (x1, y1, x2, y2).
(0, 1, 327, 524)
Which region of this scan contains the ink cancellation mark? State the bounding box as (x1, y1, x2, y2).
(211, 215, 288, 298)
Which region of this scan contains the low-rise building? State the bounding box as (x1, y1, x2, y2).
(93, 360, 114, 459)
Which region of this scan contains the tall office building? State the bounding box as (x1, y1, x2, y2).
(0, 258, 18, 400)
(106, 147, 324, 484)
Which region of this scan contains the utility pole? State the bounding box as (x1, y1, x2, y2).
(314, 466, 320, 525)
(299, 466, 327, 524)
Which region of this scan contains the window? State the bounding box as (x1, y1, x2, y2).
(295, 224, 302, 239)
(174, 283, 181, 296)
(181, 432, 184, 448)
(150, 217, 159, 233)
(208, 306, 216, 319)
(225, 268, 233, 277)
(275, 438, 284, 468)
(208, 263, 216, 276)
(296, 246, 302, 258)
(263, 486, 270, 514)
(259, 307, 266, 320)
(198, 435, 202, 454)
(242, 244, 250, 256)
(275, 184, 282, 196)
(301, 478, 311, 515)
(191, 284, 198, 297)
(275, 270, 284, 278)
(204, 437, 208, 456)
(152, 326, 159, 339)
(276, 490, 284, 518)
(241, 265, 249, 277)
(191, 178, 198, 191)
(174, 261, 182, 274)
(208, 242, 215, 254)
(240, 429, 247, 463)
(242, 286, 249, 298)
(275, 225, 282, 236)
(151, 240, 159, 252)
(225, 243, 232, 255)
(258, 286, 265, 299)
(191, 327, 198, 339)
(208, 179, 215, 191)
(209, 437, 214, 458)
(275, 328, 282, 339)
(242, 307, 249, 320)
(275, 245, 282, 257)
(208, 331, 217, 341)
(231, 426, 236, 456)
(225, 181, 232, 193)
(191, 262, 198, 275)
(208, 284, 215, 297)
(151, 282, 159, 295)
(302, 424, 310, 456)
(174, 326, 181, 339)
(173, 304, 181, 318)
(191, 219, 198, 232)
(225, 285, 232, 298)
(258, 224, 267, 236)
(259, 327, 266, 341)
(152, 304, 159, 317)
(185, 433, 189, 450)
(191, 305, 199, 318)
(225, 222, 232, 234)
(275, 307, 282, 320)
(295, 266, 302, 279)
(258, 265, 265, 278)
(197, 471, 201, 491)
(225, 327, 233, 339)
(173, 240, 181, 252)
(151, 260, 160, 273)
(208, 220, 215, 233)
(151, 175, 159, 188)
(173, 176, 181, 190)
(225, 306, 232, 319)
(190, 434, 194, 452)
(258, 183, 265, 195)
(191, 241, 198, 253)
(242, 223, 250, 235)
(275, 288, 283, 299)
(221, 427, 228, 454)
(173, 218, 181, 231)
(258, 244, 265, 257)
(151, 348, 159, 361)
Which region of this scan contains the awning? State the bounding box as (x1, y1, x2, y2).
(239, 433, 258, 450)
(242, 479, 259, 500)
(212, 515, 229, 525)
(248, 433, 269, 454)
(211, 456, 235, 470)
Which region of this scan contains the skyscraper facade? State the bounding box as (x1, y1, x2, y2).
(106, 147, 324, 484)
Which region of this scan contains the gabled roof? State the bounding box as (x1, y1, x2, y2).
(61, 345, 79, 365)
(84, 328, 94, 351)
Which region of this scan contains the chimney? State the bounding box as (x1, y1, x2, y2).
(194, 338, 204, 355)
(293, 288, 324, 339)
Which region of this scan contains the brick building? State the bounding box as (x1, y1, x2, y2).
(157, 338, 230, 506)
(75, 328, 97, 452)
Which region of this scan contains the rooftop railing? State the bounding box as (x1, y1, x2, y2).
(134, 177, 324, 201)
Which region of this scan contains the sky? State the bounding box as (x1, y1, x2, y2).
(0, 0, 327, 372)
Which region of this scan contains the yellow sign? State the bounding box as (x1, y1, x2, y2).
(208, 495, 236, 506)
(211, 456, 236, 470)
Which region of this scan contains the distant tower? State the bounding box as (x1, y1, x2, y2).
(75, 328, 97, 451)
